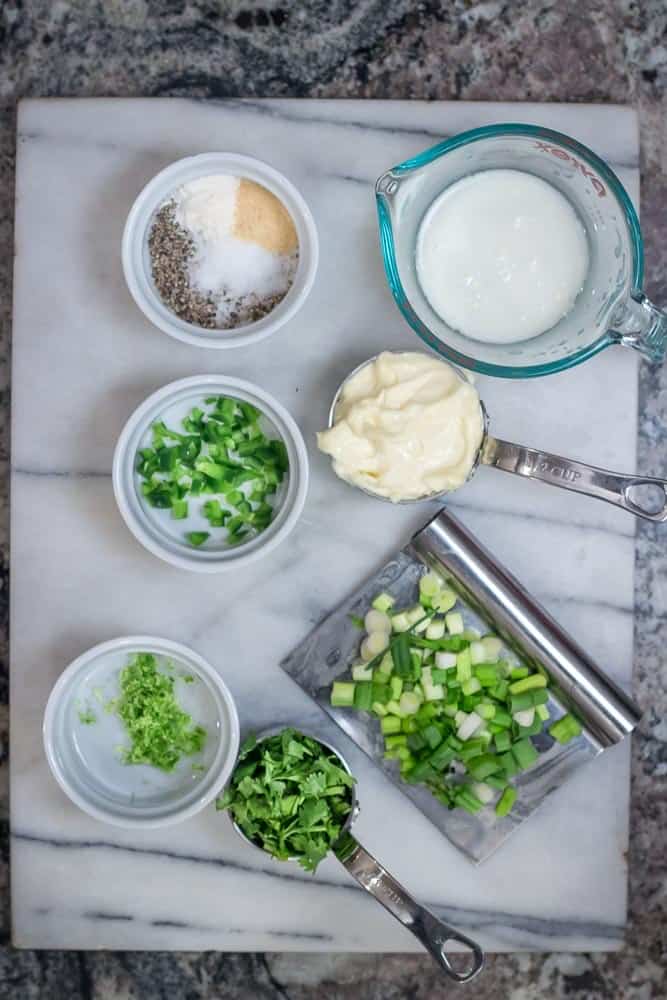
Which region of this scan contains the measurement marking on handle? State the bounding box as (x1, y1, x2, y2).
(530, 459, 582, 482)
(355, 868, 403, 905)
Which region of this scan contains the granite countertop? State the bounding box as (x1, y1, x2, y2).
(0, 2, 665, 998)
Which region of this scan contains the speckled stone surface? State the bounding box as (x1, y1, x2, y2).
(0, 1, 665, 998)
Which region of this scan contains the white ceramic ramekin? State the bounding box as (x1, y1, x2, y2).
(112, 374, 309, 573)
(43, 636, 240, 828)
(122, 152, 319, 349)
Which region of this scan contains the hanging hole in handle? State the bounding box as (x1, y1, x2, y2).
(624, 481, 667, 519)
(439, 935, 485, 983)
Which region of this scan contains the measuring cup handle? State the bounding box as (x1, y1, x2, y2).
(609, 291, 667, 363)
(481, 436, 667, 522)
(334, 833, 484, 983)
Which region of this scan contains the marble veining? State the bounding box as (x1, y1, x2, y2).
(9, 98, 640, 955)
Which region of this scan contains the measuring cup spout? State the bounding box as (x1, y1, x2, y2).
(481, 436, 667, 522)
(333, 831, 484, 983)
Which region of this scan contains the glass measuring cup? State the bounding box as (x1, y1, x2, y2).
(227, 728, 484, 984)
(376, 124, 667, 378)
(326, 354, 667, 521)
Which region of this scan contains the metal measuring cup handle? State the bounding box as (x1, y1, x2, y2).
(334, 831, 485, 984)
(480, 435, 667, 523)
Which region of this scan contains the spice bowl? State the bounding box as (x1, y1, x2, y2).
(113, 374, 309, 572)
(43, 636, 240, 828)
(122, 152, 319, 349)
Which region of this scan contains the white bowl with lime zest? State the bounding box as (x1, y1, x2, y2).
(43, 636, 240, 828)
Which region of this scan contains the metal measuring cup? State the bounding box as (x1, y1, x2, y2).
(228, 728, 485, 984)
(326, 352, 667, 521)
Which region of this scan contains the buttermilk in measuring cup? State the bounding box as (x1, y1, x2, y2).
(416, 169, 589, 344)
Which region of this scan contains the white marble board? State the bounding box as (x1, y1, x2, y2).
(10, 99, 638, 952)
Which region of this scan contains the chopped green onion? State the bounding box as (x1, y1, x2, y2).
(352, 664, 373, 682)
(331, 681, 356, 707)
(456, 648, 472, 683)
(458, 738, 487, 761)
(365, 609, 392, 634)
(390, 676, 404, 701)
(495, 786, 517, 817)
(445, 612, 464, 635)
(474, 663, 499, 687)
(456, 787, 484, 814)
(371, 682, 390, 704)
(332, 584, 556, 817)
(549, 713, 582, 744)
(435, 651, 457, 670)
(399, 691, 421, 716)
(512, 738, 539, 770)
(481, 636, 503, 661)
(486, 774, 509, 791)
(353, 682, 373, 711)
(466, 753, 502, 781)
(471, 781, 495, 805)
(372, 592, 395, 613)
(391, 633, 413, 678)
(509, 674, 548, 695)
(384, 734, 408, 749)
(422, 723, 443, 749)
(500, 751, 519, 777)
(419, 572, 442, 600)
(391, 612, 411, 633)
(509, 691, 536, 714)
(457, 711, 484, 741)
(361, 632, 390, 660)
(433, 589, 458, 613)
(494, 730, 512, 753)
(425, 619, 446, 640)
(513, 707, 535, 728)
(381, 715, 402, 735)
(461, 677, 482, 696)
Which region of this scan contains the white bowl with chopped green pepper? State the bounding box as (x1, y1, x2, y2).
(43, 636, 240, 827)
(113, 375, 309, 572)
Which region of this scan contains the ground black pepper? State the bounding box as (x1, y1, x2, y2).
(148, 204, 218, 328)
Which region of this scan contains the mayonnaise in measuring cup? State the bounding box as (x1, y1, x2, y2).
(317, 352, 484, 501)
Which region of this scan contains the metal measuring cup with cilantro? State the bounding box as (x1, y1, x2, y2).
(217, 726, 485, 982)
(216, 728, 356, 873)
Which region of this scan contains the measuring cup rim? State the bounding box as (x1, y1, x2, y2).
(227, 726, 360, 859)
(326, 350, 488, 505)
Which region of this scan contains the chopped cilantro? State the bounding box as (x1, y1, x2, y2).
(116, 653, 207, 772)
(216, 728, 355, 873)
(78, 708, 97, 725)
